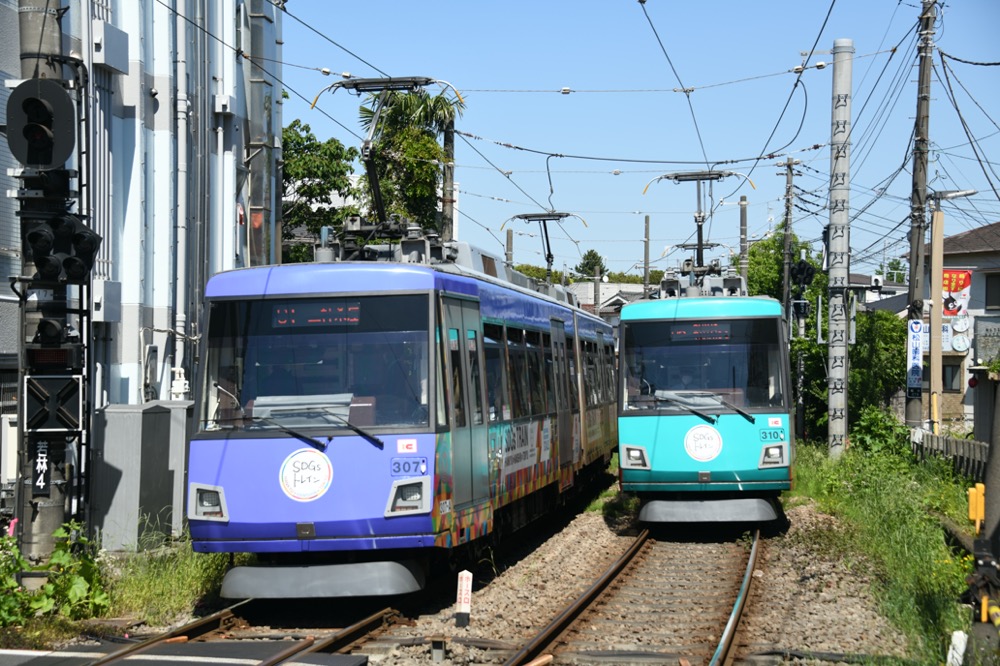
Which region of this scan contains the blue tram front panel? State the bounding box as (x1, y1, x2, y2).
(619, 412, 791, 492)
(187, 433, 439, 552)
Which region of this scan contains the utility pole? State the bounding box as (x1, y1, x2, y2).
(827, 38, 854, 458)
(643, 215, 650, 295)
(905, 0, 937, 428)
(779, 158, 799, 315)
(441, 119, 455, 241)
(505, 228, 514, 266)
(739, 196, 748, 284)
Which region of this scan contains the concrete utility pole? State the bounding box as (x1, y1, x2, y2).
(905, 0, 937, 427)
(779, 158, 799, 315)
(739, 196, 748, 284)
(827, 38, 854, 458)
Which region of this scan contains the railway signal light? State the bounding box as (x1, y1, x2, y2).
(25, 310, 83, 372)
(5, 78, 76, 170)
(24, 214, 102, 284)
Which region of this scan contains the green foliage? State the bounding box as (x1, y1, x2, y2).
(514, 263, 558, 282)
(849, 405, 911, 456)
(792, 442, 971, 661)
(357, 89, 464, 229)
(281, 119, 359, 261)
(574, 249, 607, 278)
(848, 312, 907, 415)
(0, 521, 109, 628)
(0, 534, 32, 627)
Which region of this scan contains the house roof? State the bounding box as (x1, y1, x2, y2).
(861, 291, 909, 314)
(942, 220, 1000, 255)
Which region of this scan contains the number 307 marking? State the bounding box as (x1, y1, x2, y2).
(391, 457, 427, 476)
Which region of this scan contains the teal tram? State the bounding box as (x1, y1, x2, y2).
(617, 272, 793, 522)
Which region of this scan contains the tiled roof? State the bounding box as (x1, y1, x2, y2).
(943, 221, 1000, 255)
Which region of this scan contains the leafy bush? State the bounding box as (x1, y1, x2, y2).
(0, 521, 109, 628)
(850, 405, 911, 457)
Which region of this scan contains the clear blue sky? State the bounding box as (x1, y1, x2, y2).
(278, 0, 999, 279)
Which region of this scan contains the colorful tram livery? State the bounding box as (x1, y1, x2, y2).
(187, 239, 616, 598)
(618, 293, 793, 522)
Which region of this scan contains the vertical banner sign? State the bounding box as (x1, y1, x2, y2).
(942, 269, 972, 316)
(907, 320, 923, 400)
(32, 440, 50, 497)
(455, 569, 472, 627)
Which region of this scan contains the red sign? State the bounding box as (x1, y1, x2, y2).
(942, 269, 972, 316)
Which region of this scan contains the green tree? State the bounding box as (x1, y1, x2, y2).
(358, 89, 464, 228)
(281, 118, 359, 262)
(574, 249, 607, 278)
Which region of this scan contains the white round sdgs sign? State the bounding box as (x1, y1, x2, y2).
(684, 425, 723, 462)
(279, 448, 333, 502)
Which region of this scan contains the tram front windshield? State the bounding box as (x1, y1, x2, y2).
(620, 317, 787, 413)
(199, 294, 431, 431)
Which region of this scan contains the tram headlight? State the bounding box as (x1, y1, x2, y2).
(758, 444, 787, 468)
(188, 483, 229, 522)
(620, 445, 650, 470)
(384, 476, 432, 517)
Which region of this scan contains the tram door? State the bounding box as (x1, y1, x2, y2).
(444, 298, 489, 507)
(551, 320, 574, 489)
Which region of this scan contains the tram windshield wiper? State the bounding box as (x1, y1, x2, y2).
(318, 408, 384, 450)
(651, 391, 717, 424)
(214, 382, 331, 451)
(704, 394, 756, 424)
(249, 416, 332, 451)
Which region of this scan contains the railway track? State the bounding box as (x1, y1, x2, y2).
(86, 601, 400, 665)
(504, 528, 760, 666)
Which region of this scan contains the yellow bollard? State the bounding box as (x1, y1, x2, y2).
(970, 484, 986, 536)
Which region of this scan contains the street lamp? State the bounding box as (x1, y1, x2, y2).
(928, 188, 976, 434)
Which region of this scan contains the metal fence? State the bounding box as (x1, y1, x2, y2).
(910, 428, 989, 482)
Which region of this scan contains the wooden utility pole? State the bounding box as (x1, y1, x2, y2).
(904, 0, 937, 427)
(779, 158, 799, 315)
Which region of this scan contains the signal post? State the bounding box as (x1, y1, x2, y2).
(7, 69, 101, 561)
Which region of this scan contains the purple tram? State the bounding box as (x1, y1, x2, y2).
(186, 238, 616, 598)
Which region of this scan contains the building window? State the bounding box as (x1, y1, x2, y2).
(986, 274, 1000, 310)
(943, 360, 964, 393)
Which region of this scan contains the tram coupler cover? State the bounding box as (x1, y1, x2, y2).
(455, 569, 472, 627)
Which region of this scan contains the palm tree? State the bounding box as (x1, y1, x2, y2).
(357, 89, 465, 235)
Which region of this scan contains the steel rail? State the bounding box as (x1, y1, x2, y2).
(291, 607, 400, 658)
(711, 528, 760, 666)
(502, 529, 650, 666)
(89, 599, 252, 665)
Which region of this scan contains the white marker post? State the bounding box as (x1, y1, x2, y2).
(455, 569, 472, 627)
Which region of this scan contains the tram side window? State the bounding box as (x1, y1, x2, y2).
(466, 328, 485, 425)
(543, 333, 556, 412)
(449, 328, 466, 427)
(567, 341, 578, 408)
(507, 329, 530, 419)
(435, 323, 448, 427)
(484, 324, 508, 422)
(526, 331, 546, 416)
(583, 341, 599, 407)
(604, 343, 615, 404)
